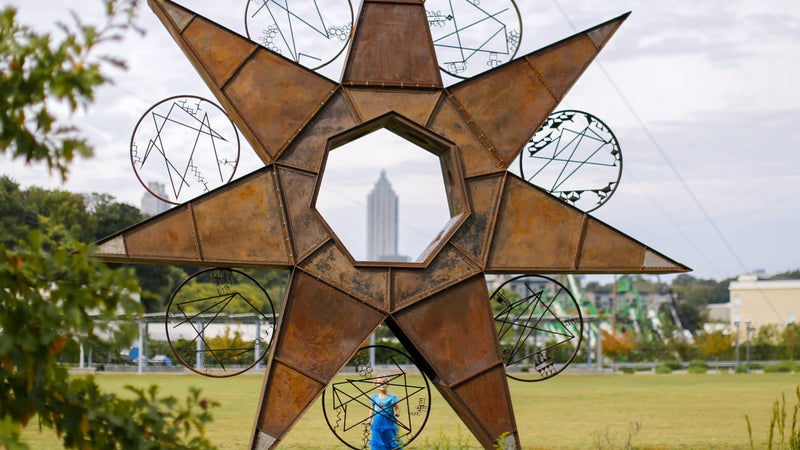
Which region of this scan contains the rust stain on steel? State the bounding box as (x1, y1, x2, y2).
(427, 96, 506, 178)
(444, 366, 517, 449)
(271, 271, 385, 381)
(345, 87, 442, 126)
(342, 0, 441, 87)
(124, 206, 200, 262)
(391, 276, 502, 386)
(487, 174, 585, 271)
(278, 90, 360, 175)
(275, 167, 330, 262)
(391, 243, 482, 310)
(298, 241, 389, 310)
(223, 50, 336, 161)
(449, 174, 506, 266)
(91, 1, 691, 448)
(192, 170, 291, 265)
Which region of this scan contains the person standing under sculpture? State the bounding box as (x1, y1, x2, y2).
(367, 376, 401, 449)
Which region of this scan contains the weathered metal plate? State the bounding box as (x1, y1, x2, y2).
(346, 87, 442, 126)
(342, 0, 441, 87)
(255, 360, 325, 442)
(449, 174, 505, 267)
(275, 167, 330, 262)
(427, 96, 505, 178)
(299, 241, 389, 309)
(192, 169, 292, 265)
(527, 14, 628, 98)
(278, 90, 360, 174)
(450, 59, 556, 167)
(149, 0, 192, 31)
(450, 14, 628, 169)
(123, 206, 200, 262)
(181, 16, 257, 87)
(272, 271, 385, 381)
(444, 366, 518, 449)
(486, 175, 584, 271)
(391, 243, 482, 310)
(391, 275, 502, 385)
(224, 51, 336, 162)
(578, 217, 689, 273)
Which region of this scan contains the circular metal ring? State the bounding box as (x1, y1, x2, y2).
(130, 95, 240, 205)
(245, 0, 354, 71)
(518, 110, 622, 213)
(426, 0, 522, 79)
(492, 274, 584, 382)
(165, 268, 276, 378)
(322, 345, 432, 449)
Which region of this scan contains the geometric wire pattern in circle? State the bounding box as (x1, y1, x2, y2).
(426, 0, 522, 80)
(245, 0, 353, 70)
(322, 345, 432, 449)
(492, 274, 583, 382)
(130, 95, 240, 205)
(165, 268, 276, 378)
(516, 110, 622, 213)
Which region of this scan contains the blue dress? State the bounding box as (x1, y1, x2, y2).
(369, 393, 401, 449)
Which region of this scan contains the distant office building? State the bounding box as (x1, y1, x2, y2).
(729, 274, 800, 330)
(367, 170, 407, 261)
(140, 181, 172, 216)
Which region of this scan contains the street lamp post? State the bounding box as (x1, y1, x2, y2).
(745, 320, 753, 373)
(734, 321, 741, 371)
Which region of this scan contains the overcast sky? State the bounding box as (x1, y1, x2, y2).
(4, 0, 799, 282)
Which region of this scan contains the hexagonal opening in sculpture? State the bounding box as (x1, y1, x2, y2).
(315, 114, 468, 265)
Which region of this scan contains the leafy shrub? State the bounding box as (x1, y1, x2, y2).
(764, 361, 797, 373)
(655, 364, 672, 374)
(687, 360, 708, 374)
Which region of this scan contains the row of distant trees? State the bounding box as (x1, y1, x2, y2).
(0, 1, 228, 447)
(599, 323, 800, 364)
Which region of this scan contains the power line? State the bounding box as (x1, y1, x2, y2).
(551, 0, 751, 278)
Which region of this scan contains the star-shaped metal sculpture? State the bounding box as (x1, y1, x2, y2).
(96, 1, 689, 448)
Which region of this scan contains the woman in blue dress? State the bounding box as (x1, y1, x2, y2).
(367, 376, 402, 449)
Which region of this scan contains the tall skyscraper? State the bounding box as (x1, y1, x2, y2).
(140, 181, 172, 216)
(367, 170, 399, 261)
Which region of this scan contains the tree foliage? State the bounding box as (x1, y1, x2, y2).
(0, 2, 220, 448)
(0, 1, 138, 180)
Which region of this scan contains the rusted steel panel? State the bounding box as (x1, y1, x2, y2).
(148, 0, 192, 31)
(578, 217, 690, 273)
(524, 17, 626, 99)
(124, 206, 201, 263)
(427, 97, 505, 178)
(486, 175, 584, 271)
(192, 169, 292, 265)
(391, 244, 482, 310)
(442, 366, 519, 449)
(449, 174, 505, 267)
(149, 0, 274, 165)
(272, 271, 385, 382)
(276, 167, 330, 262)
(449, 14, 628, 170)
(278, 90, 360, 174)
(345, 87, 442, 126)
(299, 241, 390, 309)
(181, 17, 257, 87)
(587, 14, 629, 48)
(224, 51, 336, 162)
(342, 1, 442, 87)
(449, 59, 556, 167)
(254, 360, 325, 443)
(391, 275, 502, 385)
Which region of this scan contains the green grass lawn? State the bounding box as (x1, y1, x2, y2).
(21, 372, 800, 449)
